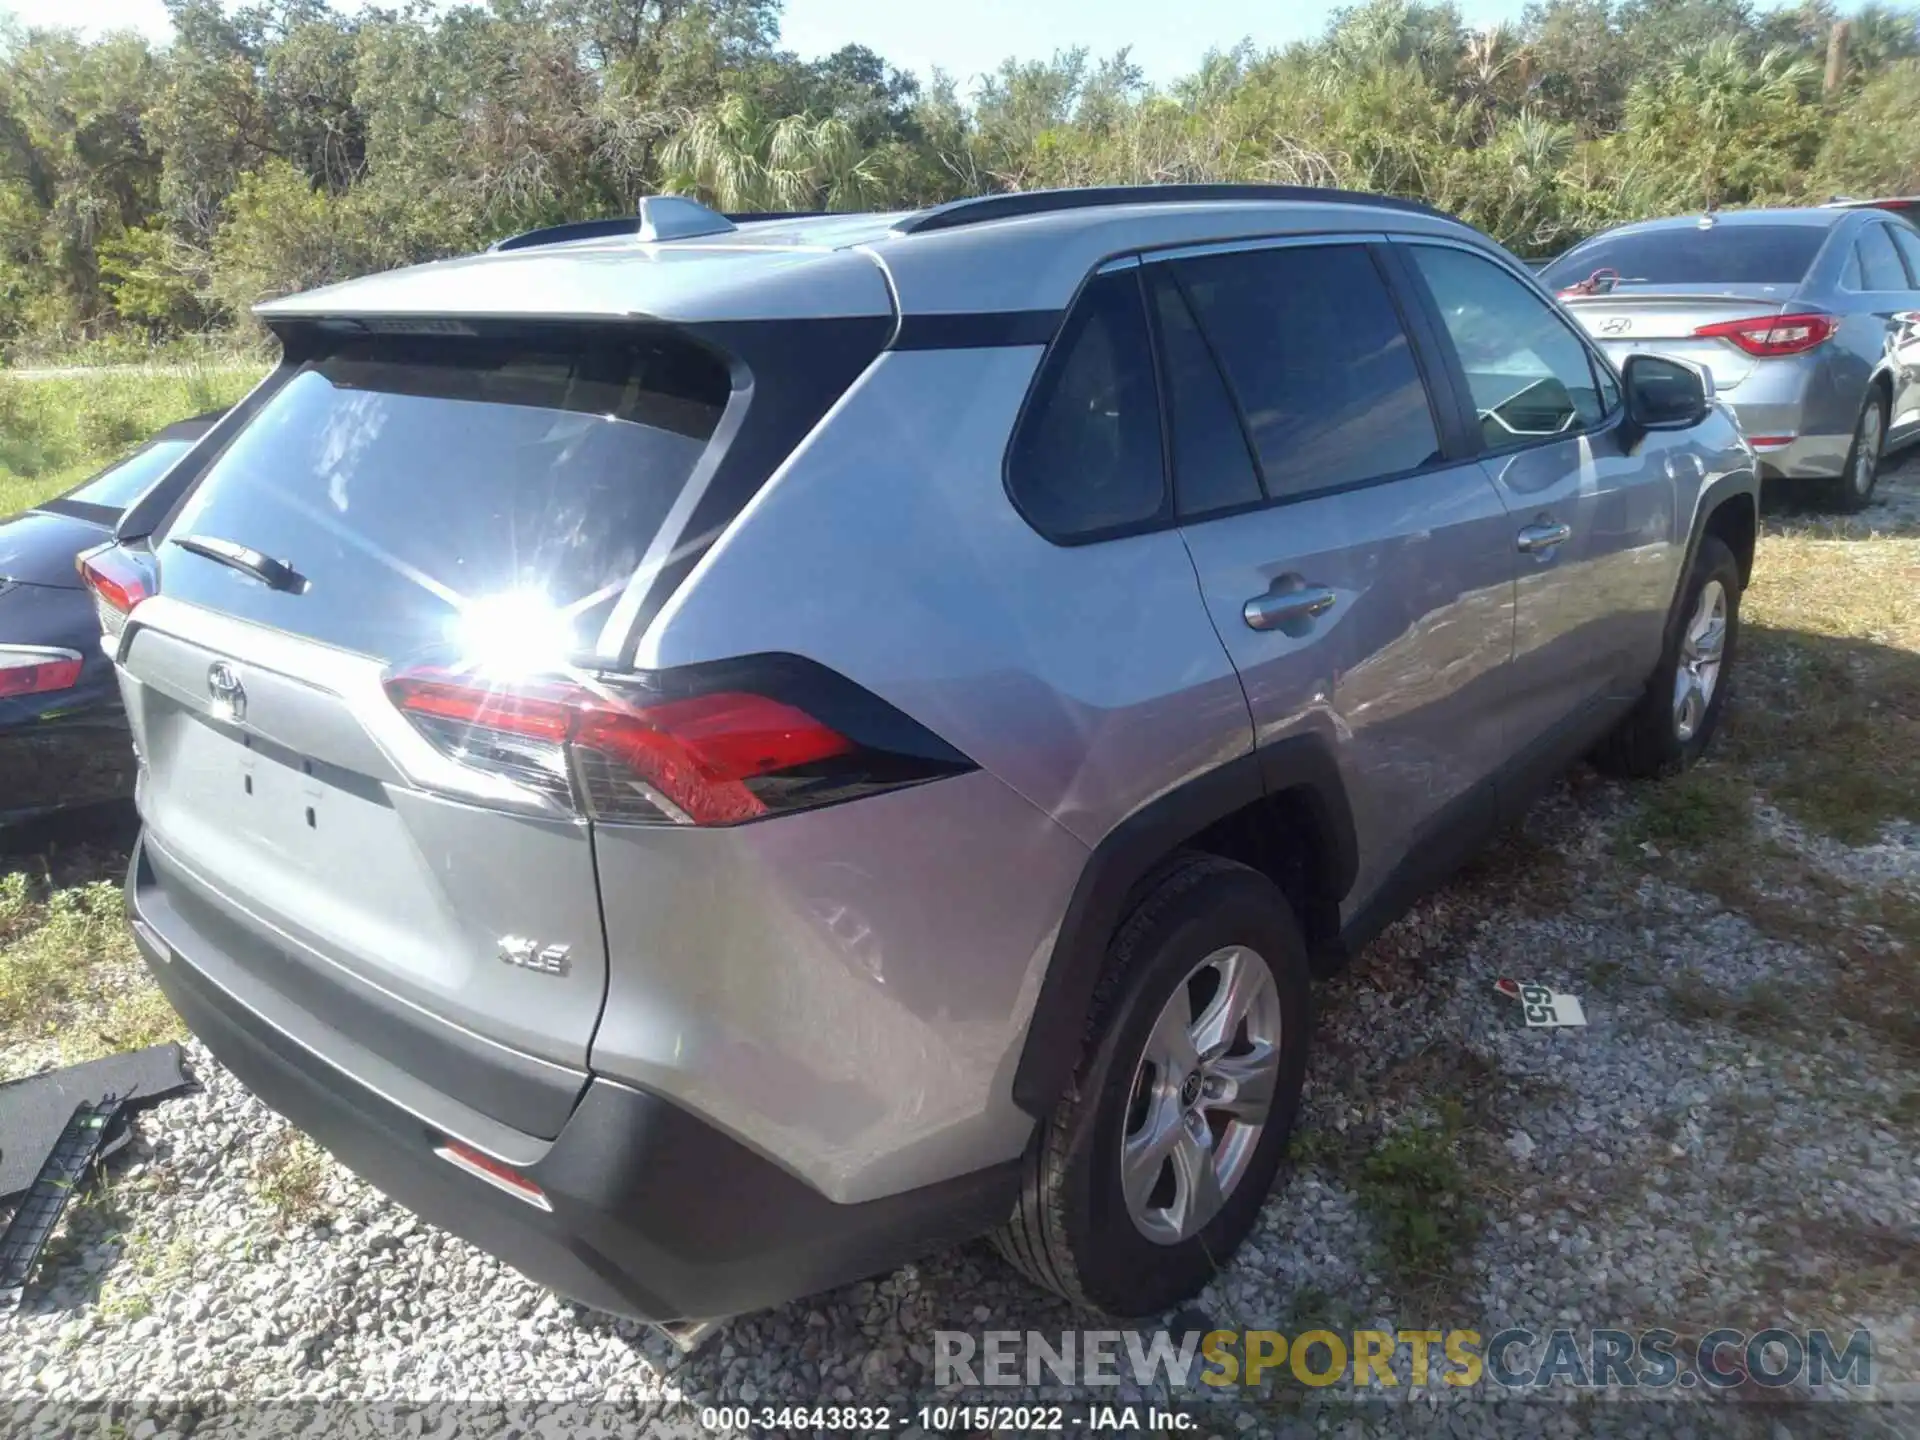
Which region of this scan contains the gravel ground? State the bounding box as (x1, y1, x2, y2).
(5, 462, 1919, 1439)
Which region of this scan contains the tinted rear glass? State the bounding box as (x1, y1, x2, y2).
(1857, 224, 1911, 289)
(69, 439, 192, 511)
(1147, 269, 1263, 519)
(1006, 269, 1167, 541)
(1542, 225, 1828, 288)
(159, 334, 730, 661)
(1173, 244, 1441, 499)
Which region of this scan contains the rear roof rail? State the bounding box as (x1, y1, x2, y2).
(892, 184, 1452, 236)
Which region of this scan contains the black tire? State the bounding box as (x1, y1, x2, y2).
(1813, 387, 1888, 514)
(1592, 534, 1742, 780)
(993, 854, 1310, 1316)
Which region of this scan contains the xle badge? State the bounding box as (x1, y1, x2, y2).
(498, 936, 570, 976)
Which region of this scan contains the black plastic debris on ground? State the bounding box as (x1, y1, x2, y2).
(0, 1099, 123, 1311)
(0, 1043, 194, 1310)
(0, 1043, 192, 1203)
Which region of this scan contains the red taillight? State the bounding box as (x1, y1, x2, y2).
(1692, 311, 1837, 357)
(434, 1140, 550, 1210)
(385, 668, 855, 826)
(574, 690, 852, 825)
(0, 647, 84, 699)
(76, 544, 156, 641)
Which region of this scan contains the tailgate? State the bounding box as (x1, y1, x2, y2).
(115, 327, 737, 1139)
(121, 610, 604, 1136)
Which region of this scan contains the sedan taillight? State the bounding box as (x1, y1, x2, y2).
(384, 656, 970, 826)
(1692, 311, 1837, 357)
(76, 544, 157, 642)
(0, 646, 84, 699)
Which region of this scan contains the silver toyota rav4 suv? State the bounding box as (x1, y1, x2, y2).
(87, 185, 1757, 1321)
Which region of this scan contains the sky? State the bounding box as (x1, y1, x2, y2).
(0, 0, 1553, 88)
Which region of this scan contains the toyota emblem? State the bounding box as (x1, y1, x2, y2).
(207, 661, 247, 723)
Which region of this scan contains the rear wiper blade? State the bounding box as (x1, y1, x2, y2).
(172, 534, 309, 594)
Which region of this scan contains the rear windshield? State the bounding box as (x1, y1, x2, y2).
(1542, 225, 1828, 289)
(158, 334, 731, 662)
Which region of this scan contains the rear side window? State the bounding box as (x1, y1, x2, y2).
(1408, 244, 1607, 447)
(1542, 225, 1827, 289)
(1146, 268, 1263, 519)
(159, 334, 730, 661)
(1006, 269, 1166, 541)
(1858, 224, 1911, 290)
(1171, 244, 1440, 499)
(1890, 223, 1920, 284)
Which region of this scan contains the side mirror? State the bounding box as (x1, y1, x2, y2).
(1622, 353, 1711, 438)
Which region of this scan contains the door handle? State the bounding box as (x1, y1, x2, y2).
(1517, 521, 1572, 553)
(1243, 585, 1337, 632)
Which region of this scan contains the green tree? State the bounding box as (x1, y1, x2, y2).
(1815, 57, 1920, 195)
(659, 93, 883, 210)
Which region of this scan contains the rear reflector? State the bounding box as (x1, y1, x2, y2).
(0, 647, 84, 699)
(76, 543, 157, 643)
(1747, 435, 1797, 450)
(434, 1141, 551, 1210)
(1692, 312, 1837, 357)
(384, 656, 970, 827)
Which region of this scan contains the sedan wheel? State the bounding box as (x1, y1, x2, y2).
(1852, 398, 1884, 500)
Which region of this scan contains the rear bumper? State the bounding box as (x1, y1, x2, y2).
(1737, 428, 1851, 481)
(128, 834, 1017, 1321)
(1718, 384, 1845, 478)
(0, 693, 134, 826)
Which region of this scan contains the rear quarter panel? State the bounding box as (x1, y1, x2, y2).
(599, 346, 1255, 1200)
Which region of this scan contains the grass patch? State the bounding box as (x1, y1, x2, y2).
(1663, 970, 1806, 1042)
(0, 849, 183, 1070)
(1617, 763, 1753, 855)
(1725, 522, 1920, 844)
(1353, 1119, 1484, 1286)
(0, 365, 264, 515)
(253, 1131, 332, 1228)
(97, 1229, 200, 1325)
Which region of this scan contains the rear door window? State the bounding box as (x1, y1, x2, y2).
(158, 334, 731, 662)
(1889, 223, 1920, 286)
(1407, 243, 1607, 448)
(1858, 224, 1909, 291)
(1006, 269, 1167, 541)
(1168, 244, 1441, 500)
(1145, 268, 1263, 519)
(1542, 225, 1827, 289)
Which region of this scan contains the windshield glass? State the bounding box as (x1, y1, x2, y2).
(1543, 225, 1828, 289)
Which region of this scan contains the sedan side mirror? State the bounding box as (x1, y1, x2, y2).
(1622, 353, 1711, 441)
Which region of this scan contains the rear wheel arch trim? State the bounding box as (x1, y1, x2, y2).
(1009, 735, 1357, 1118)
(1678, 472, 1759, 617)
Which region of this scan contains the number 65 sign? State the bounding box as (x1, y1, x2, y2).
(1494, 978, 1588, 1027)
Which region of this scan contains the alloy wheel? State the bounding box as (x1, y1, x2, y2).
(1854, 402, 1884, 497)
(1120, 944, 1283, 1245)
(1672, 579, 1728, 743)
